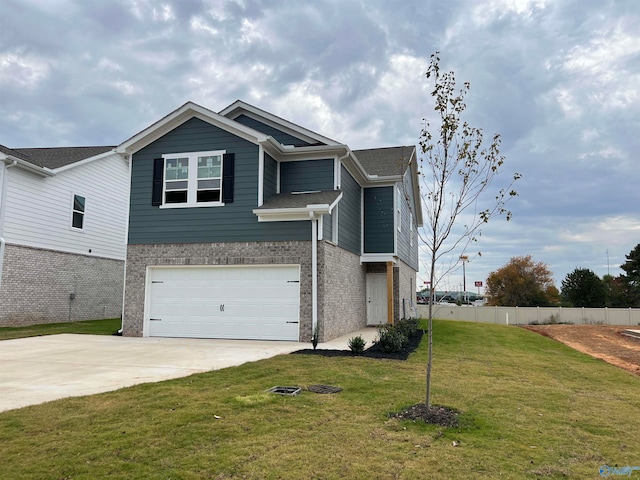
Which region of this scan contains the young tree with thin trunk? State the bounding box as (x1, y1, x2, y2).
(419, 53, 520, 410)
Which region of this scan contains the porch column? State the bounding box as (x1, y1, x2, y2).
(386, 261, 394, 324)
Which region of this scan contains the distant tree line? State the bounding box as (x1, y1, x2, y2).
(484, 243, 640, 307)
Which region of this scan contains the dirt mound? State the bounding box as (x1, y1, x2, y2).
(524, 324, 640, 375)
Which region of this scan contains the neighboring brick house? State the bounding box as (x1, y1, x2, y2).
(0, 145, 129, 326)
(117, 100, 422, 342)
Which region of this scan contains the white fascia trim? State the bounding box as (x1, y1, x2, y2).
(360, 187, 364, 254)
(116, 102, 268, 155)
(52, 150, 123, 173)
(409, 149, 424, 226)
(219, 100, 340, 146)
(258, 145, 264, 207)
(253, 205, 331, 223)
(1, 156, 55, 177)
(341, 151, 403, 187)
(252, 193, 342, 223)
(261, 138, 349, 161)
(360, 254, 397, 264)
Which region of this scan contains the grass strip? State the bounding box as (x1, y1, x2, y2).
(0, 318, 121, 340)
(1, 320, 639, 479)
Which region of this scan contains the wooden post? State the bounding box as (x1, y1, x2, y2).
(386, 261, 394, 324)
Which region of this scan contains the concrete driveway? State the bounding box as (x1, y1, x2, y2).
(0, 328, 378, 413)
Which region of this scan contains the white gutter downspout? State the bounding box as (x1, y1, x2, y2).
(310, 211, 318, 339)
(333, 148, 351, 245)
(0, 160, 18, 289)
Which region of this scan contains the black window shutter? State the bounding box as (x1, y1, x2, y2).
(222, 153, 235, 203)
(152, 158, 164, 206)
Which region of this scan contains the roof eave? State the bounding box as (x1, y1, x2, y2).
(220, 100, 341, 147)
(0, 155, 55, 177)
(252, 193, 342, 223)
(51, 149, 123, 173)
(261, 138, 349, 161)
(116, 102, 268, 155)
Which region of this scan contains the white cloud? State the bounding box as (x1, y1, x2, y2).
(0, 50, 49, 89)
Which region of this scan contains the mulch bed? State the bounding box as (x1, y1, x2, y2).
(391, 403, 461, 427)
(292, 330, 461, 426)
(291, 329, 425, 361)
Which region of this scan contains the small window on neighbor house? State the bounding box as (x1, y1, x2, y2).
(72, 194, 85, 230)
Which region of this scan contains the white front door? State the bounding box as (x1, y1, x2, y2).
(366, 273, 388, 325)
(146, 265, 300, 341)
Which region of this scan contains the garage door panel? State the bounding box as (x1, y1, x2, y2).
(147, 265, 300, 341)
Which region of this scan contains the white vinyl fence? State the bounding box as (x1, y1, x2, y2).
(416, 304, 640, 326)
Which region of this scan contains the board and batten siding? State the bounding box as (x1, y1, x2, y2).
(280, 159, 334, 194)
(234, 114, 312, 147)
(363, 186, 394, 254)
(396, 169, 419, 271)
(337, 165, 361, 255)
(128, 117, 312, 244)
(2, 153, 129, 260)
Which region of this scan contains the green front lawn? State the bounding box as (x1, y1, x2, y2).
(0, 318, 121, 340)
(1, 320, 639, 479)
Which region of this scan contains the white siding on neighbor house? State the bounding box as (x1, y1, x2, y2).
(0, 162, 5, 226)
(2, 153, 129, 260)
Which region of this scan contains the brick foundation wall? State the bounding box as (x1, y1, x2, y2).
(123, 241, 314, 340)
(319, 241, 366, 341)
(0, 244, 124, 326)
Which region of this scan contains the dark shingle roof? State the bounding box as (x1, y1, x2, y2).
(257, 190, 342, 210)
(0, 144, 31, 161)
(7, 146, 115, 169)
(353, 145, 415, 177)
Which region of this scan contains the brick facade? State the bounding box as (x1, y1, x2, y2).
(319, 241, 367, 340)
(122, 240, 415, 342)
(123, 241, 314, 339)
(0, 244, 124, 326)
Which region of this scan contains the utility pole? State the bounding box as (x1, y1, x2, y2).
(606, 249, 610, 276)
(460, 255, 468, 304)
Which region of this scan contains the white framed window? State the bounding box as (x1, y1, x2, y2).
(161, 150, 225, 208)
(397, 185, 402, 232)
(71, 194, 86, 230)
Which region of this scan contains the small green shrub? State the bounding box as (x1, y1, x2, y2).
(396, 318, 419, 337)
(311, 326, 319, 350)
(348, 335, 367, 353)
(375, 324, 408, 353)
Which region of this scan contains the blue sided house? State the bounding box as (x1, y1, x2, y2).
(117, 100, 422, 342)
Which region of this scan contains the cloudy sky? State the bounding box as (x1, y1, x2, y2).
(1, 0, 638, 292)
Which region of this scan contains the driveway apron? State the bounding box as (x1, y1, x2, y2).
(0, 327, 378, 412)
(0, 334, 307, 412)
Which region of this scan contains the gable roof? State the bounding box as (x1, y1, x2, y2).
(219, 100, 340, 147)
(10, 146, 115, 169)
(1, 144, 117, 177)
(0, 145, 31, 162)
(352, 145, 415, 177)
(116, 101, 270, 155)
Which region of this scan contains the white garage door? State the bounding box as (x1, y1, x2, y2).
(146, 265, 300, 341)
